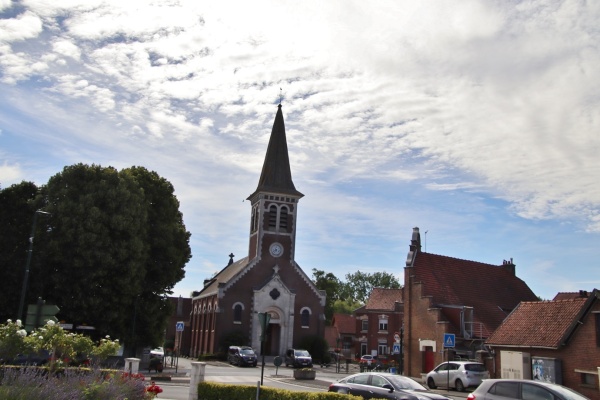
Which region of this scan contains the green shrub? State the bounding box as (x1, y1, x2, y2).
(197, 381, 362, 400)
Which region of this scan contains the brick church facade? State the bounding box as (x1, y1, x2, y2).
(189, 104, 326, 357)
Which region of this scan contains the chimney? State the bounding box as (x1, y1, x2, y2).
(502, 258, 515, 275)
(405, 227, 421, 267)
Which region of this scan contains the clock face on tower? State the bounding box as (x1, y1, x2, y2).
(269, 242, 284, 257)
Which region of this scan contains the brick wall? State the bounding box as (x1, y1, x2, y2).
(491, 301, 600, 400)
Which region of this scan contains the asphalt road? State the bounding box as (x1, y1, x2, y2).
(151, 357, 471, 400)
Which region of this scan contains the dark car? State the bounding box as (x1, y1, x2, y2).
(227, 346, 257, 367)
(467, 379, 590, 400)
(285, 348, 313, 368)
(328, 372, 454, 400)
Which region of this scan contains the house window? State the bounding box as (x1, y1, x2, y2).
(379, 319, 388, 331)
(301, 308, 311, 328)
(360, 343, 367, 356)
(233, 303, 243, 324)
(581, 373, 596, 386)
(361, 319, 368, 331)
(378, 342, 388, 355)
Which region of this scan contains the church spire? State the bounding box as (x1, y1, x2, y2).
(248, 104, 303, 199)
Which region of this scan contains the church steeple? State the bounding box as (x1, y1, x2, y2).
(247, 103, 303, 261)
(247, 104, 303, 200)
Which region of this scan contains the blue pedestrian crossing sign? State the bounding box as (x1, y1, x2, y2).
(176, 321, 184, 332)
(392, 343, 401, 354)
(443, 333, 455, 348)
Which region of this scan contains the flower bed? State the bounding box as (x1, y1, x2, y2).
(293, 368, 316, 380)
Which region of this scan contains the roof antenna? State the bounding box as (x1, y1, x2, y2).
(424, 230, 428, 252)
(279, 87, 283, 104)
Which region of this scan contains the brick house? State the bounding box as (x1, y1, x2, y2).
(331, 313, 358, 359)
(354, 288, 404, 361)
(189, 104, 326, 357)
(486, 289, 600, 399)
(403, 227, 538, 378)
(165, 296, 192, 356)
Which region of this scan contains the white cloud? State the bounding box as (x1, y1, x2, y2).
(1, 0, 599, 297)
(0, 10, 43, 42)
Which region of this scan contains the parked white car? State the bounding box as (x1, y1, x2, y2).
(426, 361, 489, 392)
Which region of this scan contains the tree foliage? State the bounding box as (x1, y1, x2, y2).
(0, 164, 191, 351)
(0, 181, 39, 322)
(342, 270, 401, 304)
(311, 268, 342, 324)
(312, 268, 402, 319)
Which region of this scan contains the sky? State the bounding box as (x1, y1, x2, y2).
(1, 0, 599, 302)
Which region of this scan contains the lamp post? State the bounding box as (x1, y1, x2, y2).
(18, 210, 51, 322)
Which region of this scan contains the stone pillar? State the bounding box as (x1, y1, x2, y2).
(124, 358, 140, 374)
(188, 361, 206, 400)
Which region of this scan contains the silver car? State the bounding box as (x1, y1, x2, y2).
(426, 361, 489, 392)
(466, 379, 589, 400)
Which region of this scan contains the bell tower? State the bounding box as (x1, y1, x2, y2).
(247, 104, 303, 262)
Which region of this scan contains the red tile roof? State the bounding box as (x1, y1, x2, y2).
(486, 297, 590, 348)
(332, 313, 356, 335)
(412, 252, 538, 334)
(365, 287, 403, 310)
(553, 291, 589, 301)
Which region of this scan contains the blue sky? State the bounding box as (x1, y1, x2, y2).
(1, 1, 599, 301)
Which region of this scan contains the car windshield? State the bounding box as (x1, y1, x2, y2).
(295, 350, 310, 356)
(240, 349, 255, 355)
(464, 363, 486, 372)
(388, 376, 428, 391)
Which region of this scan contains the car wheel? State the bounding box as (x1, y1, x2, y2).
(427, 378, 437, 389)
(455, 379, 465, 392)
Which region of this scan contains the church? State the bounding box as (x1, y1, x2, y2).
(189, 104, 326, 357)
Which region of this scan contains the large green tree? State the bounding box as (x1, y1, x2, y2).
(0, 181, 39, 322)
(342, 270, 402, 304)
(0, 164, 192, 351)
(312, 268, 343, 324)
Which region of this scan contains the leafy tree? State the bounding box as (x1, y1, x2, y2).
(311, 268, 342, 324)
(1, 163, 192, 353)
(0, 181, 40, 322)
(332, 299, 363, 315)
(342, 270, 402, 304)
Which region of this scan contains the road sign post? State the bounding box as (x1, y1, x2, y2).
(443, 333, 455, 391)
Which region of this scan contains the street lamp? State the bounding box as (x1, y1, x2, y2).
(18, 210, 51, 322)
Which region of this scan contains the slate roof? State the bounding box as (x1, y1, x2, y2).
(332, 313, 356, 335)
(412, 252, 538, 335)
(247, 104, 303, 199)
(365, 288, 403, 310)
(486, 293, 597, 348)
(194, 256, 250, 298)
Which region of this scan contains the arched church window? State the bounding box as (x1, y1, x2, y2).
(251, 206, 259, 233)
(279, 206, 289, 232)
(233, 302, 244, 324)
(268, 204, 277, 230)
(300, 307, 311, 328)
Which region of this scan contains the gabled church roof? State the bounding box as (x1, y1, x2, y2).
(195, 256, 250, 298)
(247, 104, 303, 199)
